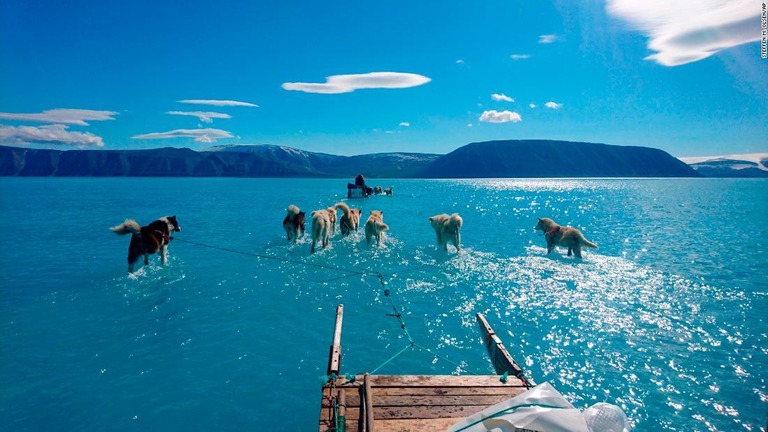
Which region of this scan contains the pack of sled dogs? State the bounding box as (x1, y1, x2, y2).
(110, 211, 597, 272)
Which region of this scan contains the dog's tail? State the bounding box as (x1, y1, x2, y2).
(579, 233, 598, 249)
(286, 204, 300, 216)
(334, 202, 351, 217)
(448, 213, 463, 231)
(110, 219, 141, 235)
(376, 222, 389, 232)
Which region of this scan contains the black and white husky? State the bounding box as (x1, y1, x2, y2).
(111, 216, 181, 273)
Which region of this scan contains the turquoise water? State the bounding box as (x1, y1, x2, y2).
(1, 177, 766, 431)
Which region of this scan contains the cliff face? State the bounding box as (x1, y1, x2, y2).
(0, 140, 701, 178)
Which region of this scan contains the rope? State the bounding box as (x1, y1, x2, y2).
(174, 237, 371, 277)
(174, 236, 506, 378)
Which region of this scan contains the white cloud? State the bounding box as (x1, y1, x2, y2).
(479, 110, 522, 123)
(539, 34, 558, 44)
(178, 99, 258, 107)
(166, 111, 232, 123)
(0, 124, 105, 147)
(545, 101, 563, 109)
(510, 54, 531, 60)
(491, 93, 514, 102)
(132, 128, 234, 143)
(282, 72, 431, 94)
(456, 59, 465, 64)
(529, 103, 537, 108)
(399, 122, 410, 127)
(0, 109, 118, 126)
(467, 123, 474, 127)
(606, 0, 759, 66)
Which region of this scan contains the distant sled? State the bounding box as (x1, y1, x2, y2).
(347, 174, 373, 199)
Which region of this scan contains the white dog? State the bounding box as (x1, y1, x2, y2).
(364, 210, 389, 247)
(310, 209, 332, 254)
(429, 213, 463, 251)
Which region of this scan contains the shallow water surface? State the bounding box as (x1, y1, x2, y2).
(0, 177, 766, 431)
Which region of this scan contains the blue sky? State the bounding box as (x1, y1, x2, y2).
(0, 0, 766, 157)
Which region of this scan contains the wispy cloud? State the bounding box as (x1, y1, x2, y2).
(0, 124, 105, 147)
(456, 59, 465, 64)
(282, 72, 431, 94)
(510, 54, 531, 60)
(545, 101, 563, 109)
(132, 128, 234, 143)
(399, 122, 410, 127)
(529, 103, 537, 108)
(166, 111, 232, 123)
(479, 110, 522, 123)
(491, 93, 514, 102)
(606, 0, 759, 66)
(178, 99, 258, 107)
(0, 109, 118, 126)
(538, 34, 558, 44)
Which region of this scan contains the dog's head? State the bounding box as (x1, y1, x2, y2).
(535, 217, 557, 233)
(166, 215, 181, 232)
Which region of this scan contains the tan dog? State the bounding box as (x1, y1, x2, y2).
(364, 210, 389, 247)
(535, 217, 597, 258)
(310, 209, 332, 253)
(325, 207, 337, 234)
(283, 205, 306, 243)
(334, 202, 361, 236)
(429, 213, 463, 251)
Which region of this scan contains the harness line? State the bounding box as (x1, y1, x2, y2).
(173, 237, 487, 377)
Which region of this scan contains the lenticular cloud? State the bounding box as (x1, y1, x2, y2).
(607, 0, 760, 66)
(282, 72, 431, 94)
(479, 110, 522, 123)
(0, 124, 105, 147)
(132, 128, 234, 143)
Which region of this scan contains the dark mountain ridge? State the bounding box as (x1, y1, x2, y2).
(0, 140, 700, 178)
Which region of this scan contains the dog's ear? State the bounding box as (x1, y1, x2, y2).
(537, 218, 542, 221)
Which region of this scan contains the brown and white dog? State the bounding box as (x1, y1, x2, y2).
(310, 209, 332, 254)
(535, 217, 597, 258)
(334, 202, 362, 237)
(364, 210, 389, 247)
(283, 205, 306, 243)
(429, 213, 463, 251)
(111, 216, 181, 273)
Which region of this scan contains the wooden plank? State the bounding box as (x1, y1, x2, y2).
(364, 373, 375, 432)
(322, 418, 461, 432)
(332, 404, 490, 420)
(374, 418, 464, 432)
(340, 393, 522, 408)
(327, 304, 344, 375)
(337, 374, 528, 388)
(475, 313, 524, 377)
(372, 386, 523, 397)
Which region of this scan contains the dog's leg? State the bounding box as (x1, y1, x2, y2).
(311, 239, 316, 254)
(567, 247, 572, 256)
(161, 245, 168, 265)
(144, 254, 149, 266)
(573, 245, 582, 258)
(456, 232, 461, 251)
